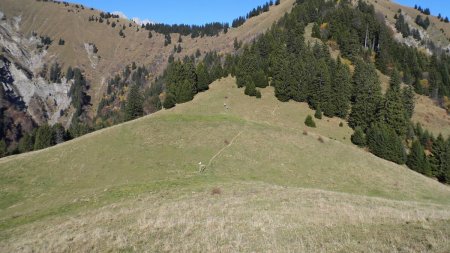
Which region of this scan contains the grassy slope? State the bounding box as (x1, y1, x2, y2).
(413, 95, 450, 137)
(1, 77, 449, 252)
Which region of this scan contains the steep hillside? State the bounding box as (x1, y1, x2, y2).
(369, 0, 450, 52)
(1, 77, 450, 251)
(0, 0, 296, 115)
(1, 0, 450, 156)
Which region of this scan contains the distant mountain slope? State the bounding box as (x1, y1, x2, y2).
(0, 0, 449, 150)
(369, 0, 450, 52)
(0, 0, 296, 116)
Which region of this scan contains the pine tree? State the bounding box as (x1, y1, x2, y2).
(349, 60, 382, 131)
(125, 84, 143, 121)
(34, 125, 55, 150)
(379, 69, 408, 136)
(407, 140, 431, 176)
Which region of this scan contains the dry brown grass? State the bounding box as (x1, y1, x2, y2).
(1, 182, 449, 252)
(413, 94, 450, 137)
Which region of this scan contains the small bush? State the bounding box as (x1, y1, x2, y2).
(163, 93, 176, 109)
(314, 106, 322, 119)
(256, 90, 262, 99)
(303, 130, 308, 135)
(305, 115, 316, 128)
(351, 127, 366, 147)
(211, 187, 222, 195)
(339, 122, 344, 127)
(318, 136, 325, 143)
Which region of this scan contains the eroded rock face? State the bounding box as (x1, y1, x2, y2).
(0, 12, 73, 126)
(0, 11, 75, 149)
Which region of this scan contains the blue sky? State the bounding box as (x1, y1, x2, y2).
(395, 0, 450, 18)
(69, 0, 271, 25)
(68, 0, 450, 25)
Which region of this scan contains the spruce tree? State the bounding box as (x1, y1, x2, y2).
(351, 127, 366, 147)
(308, 59, 331, 111)
(430, 134, 446, 178)
(402, 85, 415, 119)
(49, 62, 62, 83)
(125, 84, 143, 121)
(252, 69, 269, 88)
(312, 23, 321, 39)
(52, 123, 66, 144)
(379, 69, 408, 136)
(196, 63, 210, 92)
(244, 81, 257, 97)
(315, 105, 323, 119)
(256, 90, 262, 99)
(66, 66, 74, 80)
(34, 125, 55, 150)
(18, 133, 34, 153)
(407, 140, 431, 176)
(331, 57, 352, 118)
(272, 45, 291, 102)
(349, 60, 382, 131)
(366, 123, 406, 164)
(0, 139, 6, 157)
(177, 80, 195, 103)
(439, 140, 450, 183)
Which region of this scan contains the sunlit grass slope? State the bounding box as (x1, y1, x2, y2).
(1, 77, 449, 252)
